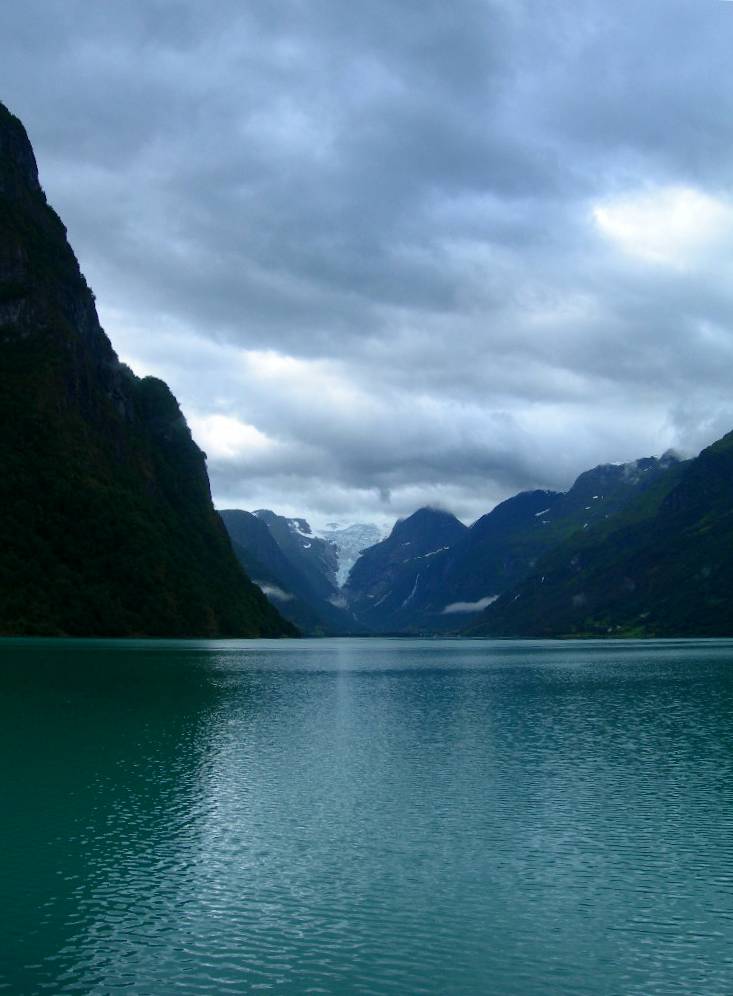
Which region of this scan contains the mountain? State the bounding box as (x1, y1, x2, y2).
(472, 434, 733, 637)
(0, 101, 294, 637)
(380, 489, 563, 632)
(421, 455, 681, 627)
(317, 522, 384, 586)
(220, 509, 359, 634)
(253, 510, 339, 599)
(344, 507, 468, 631)
(344, 455, 681, 634)
(469, 443, 733, 636)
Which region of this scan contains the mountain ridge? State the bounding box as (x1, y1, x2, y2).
(470, 436, 733, 637)
(341, 454, 683, 634)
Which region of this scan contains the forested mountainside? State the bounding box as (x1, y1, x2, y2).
(471, 433, 733, 637)
(0, 101, 294, 637)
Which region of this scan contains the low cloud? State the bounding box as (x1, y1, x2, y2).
(253, 582, 294, 602)
(442, 595, 498, 615)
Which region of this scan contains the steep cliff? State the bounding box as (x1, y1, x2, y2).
(0, 102, 294, 636)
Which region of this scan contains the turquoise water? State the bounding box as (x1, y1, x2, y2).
(2, 637, 733, 994)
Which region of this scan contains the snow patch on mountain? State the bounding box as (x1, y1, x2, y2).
(401, 573, 421, 608)
(316, 522, 385, 586)
(289, 519, 313, 539)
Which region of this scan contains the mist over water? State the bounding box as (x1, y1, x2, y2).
(3, 638, 733, 993)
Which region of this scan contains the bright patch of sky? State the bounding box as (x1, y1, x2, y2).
(593, 186, 733, 268)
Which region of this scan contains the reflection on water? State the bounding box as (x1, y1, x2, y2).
(2, 638, 733, 993)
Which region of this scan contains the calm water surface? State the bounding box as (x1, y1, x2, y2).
(2, 637, 733, 994)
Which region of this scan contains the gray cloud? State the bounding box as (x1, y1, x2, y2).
(3, 0, 733, 528)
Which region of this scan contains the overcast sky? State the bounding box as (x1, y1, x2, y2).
(3, 1, 733, 528)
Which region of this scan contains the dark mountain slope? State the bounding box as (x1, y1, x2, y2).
(344, 507, 468, 631)
(468, 441, 733, 636)
(389, 489, 561, 632)
(219, 509, 356, 634)
(253, 510, 339, 599)
(347, 455, 680, 633)
(0, 101, 294, 637)
(220, 511, 299, 592)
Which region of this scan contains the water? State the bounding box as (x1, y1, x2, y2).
(2, 638, 733, 994)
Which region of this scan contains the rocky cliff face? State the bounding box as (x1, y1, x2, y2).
(0, 101, 295, 636)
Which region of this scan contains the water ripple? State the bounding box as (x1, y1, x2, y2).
(2, 638, 733, 993)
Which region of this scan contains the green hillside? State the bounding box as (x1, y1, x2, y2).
(470, 437, 733, 637)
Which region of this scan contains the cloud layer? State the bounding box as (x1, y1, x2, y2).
(3, 0, 733, 526)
